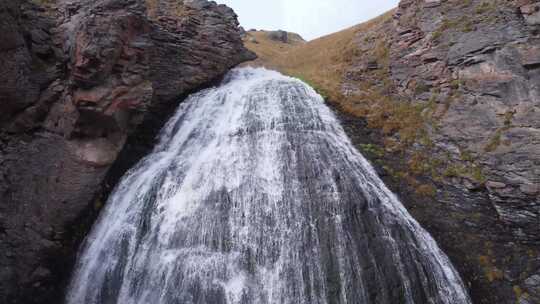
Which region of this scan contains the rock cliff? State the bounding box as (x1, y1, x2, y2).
(377, 2, 540, 301)
(0, 0, 254, 303)
(350, 0, 540, 240)
(243, 0, 539, 303)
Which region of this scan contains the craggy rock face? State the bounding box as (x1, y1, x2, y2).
(0, 0, 254, 303)
(391, 0, 540, 230)
(341, 0, 539, 303)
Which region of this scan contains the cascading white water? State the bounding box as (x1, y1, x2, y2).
(66, 67, 471, 304)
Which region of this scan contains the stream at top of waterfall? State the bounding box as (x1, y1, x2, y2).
(66, 67, 471, 304)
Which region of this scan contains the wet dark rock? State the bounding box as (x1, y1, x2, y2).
(0, 0, 254, 303)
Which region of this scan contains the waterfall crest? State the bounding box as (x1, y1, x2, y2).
(67, 68, 471, 304)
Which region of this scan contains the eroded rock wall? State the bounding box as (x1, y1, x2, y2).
(391, 0, 540, 241)
(0, 0, 254, 303)
(341, 0, 539, 303)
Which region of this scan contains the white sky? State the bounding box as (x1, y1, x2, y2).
(214, 0, 399, 41)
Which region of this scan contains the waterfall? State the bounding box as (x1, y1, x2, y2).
(66, 68, 471, 304)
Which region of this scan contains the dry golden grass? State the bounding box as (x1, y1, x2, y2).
(243, 31, 302, 67)
(243, 10, 396, 102)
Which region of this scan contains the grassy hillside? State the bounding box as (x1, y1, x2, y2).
(243, 10, 396, 101)
(244, 30, 305, 55)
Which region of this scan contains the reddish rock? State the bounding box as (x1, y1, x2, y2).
(0, 0, 254, 303)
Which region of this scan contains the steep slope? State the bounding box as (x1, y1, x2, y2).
(0, 0, 254, 303)
(244, 1, 540, 303)
(243, 11, 395, 102)
(243, 30, 305, 57)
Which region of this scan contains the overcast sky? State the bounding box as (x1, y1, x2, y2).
(214, 0, 399, 41)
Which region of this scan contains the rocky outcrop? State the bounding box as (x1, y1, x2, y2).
(245, 29, 306, 46)
(0, 0, 254, 303)
(340, 0, 539, 303)
(390, 0, 539, 240)
(267, 30, 290, 43)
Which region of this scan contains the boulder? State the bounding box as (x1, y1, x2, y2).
(267, 30, 289, 43)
